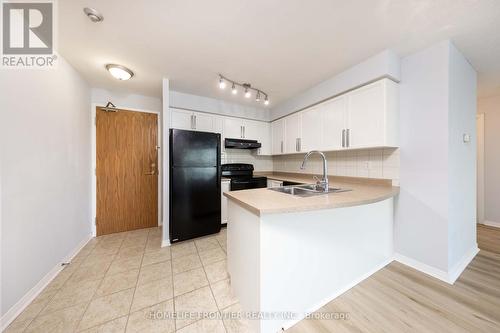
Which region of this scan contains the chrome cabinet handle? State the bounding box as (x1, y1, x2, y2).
(280, 141, 283, 153)
(295, 138, 299, 152)
(342, 129, 345, 148)
(193, 115, 197, 129)
(346, 129, 350, 147)
(191, 115, 195, 129)
(243, 126, 245, 138)
(298, 138, 301, 151)
(240, 126, 243, 138)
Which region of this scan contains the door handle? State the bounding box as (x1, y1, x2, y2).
(342, 129, 346, 148)
(346, 129, 350, 148)
(145, 163, 156, 175)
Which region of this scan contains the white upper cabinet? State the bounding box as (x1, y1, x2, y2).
(222, 117, 271, 155)
(284, 113, 301, 154)
(271, 118, 285, 155)
(223, 117, 243, 139)
(346, 79, 398, 148)
(170, 108, 193, 130)
(300, 106, 323, 152)
(193, 112, 214, 132)
(270, 78, 399, 154)
(170, 108, 216, 133)
(321, 96, 347, 150)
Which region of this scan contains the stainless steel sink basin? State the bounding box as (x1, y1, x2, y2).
(268, 184, 351, 197)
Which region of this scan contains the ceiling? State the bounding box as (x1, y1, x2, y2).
(59, 0, 500, 108)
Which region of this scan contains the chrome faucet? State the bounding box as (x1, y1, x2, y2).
(300, 150, 329, 192)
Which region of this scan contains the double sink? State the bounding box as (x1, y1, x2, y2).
(268, 183, 351, 198)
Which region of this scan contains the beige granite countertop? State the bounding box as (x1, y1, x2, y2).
(224, 172, 399, 216)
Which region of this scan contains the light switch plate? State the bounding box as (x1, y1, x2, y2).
(463, 133, 471, 143)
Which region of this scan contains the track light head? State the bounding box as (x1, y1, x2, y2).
(219, 77, 226, 89)
(231, 83, 237, 95)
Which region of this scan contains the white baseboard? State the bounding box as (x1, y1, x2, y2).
(280, 257, 393, 331)
(448, 246, 479, 284)
(0, 234, 93, 331)
(394, 253, 450, 283)
(394, 246, 479, 285)
(483, 220, 500, 228)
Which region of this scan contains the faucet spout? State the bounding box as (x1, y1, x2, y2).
(300, 150, 329, 192)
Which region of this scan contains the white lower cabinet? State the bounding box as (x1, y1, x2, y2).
(221, 180, 230, 225)
(267, 179, 283, 188)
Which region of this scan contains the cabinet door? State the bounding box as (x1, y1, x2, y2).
(193, 112, 214, 132)
(322, 96, 347, 150)
(271, 119, 285, 155)
(221, 181, 230, 224)
(254, 122, 272, 155)
(171, 109, 193, 130)
(223, 117, 243, 139)
(300, 106, 322, 152)
(347, 81, 385, 148)
(241, 119, 259, 140)
(284, 113, 301, 154)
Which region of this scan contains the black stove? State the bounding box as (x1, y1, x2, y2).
(221, 163, 267, 191)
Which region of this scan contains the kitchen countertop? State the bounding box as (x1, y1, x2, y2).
(223, 172, 399, 215)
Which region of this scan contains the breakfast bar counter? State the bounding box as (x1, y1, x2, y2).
(225, 173, 398, 333)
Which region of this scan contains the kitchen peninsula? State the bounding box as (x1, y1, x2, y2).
(224, 173, 399, 333)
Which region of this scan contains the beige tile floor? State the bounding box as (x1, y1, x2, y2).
(5, 227, 253, 333)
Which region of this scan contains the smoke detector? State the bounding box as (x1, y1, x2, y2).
(83, 8, 103, 23)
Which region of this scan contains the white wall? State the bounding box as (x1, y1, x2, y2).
(396, 40, 477, 279)
(0, 58, 92, 320)
(447, 43, 477, 270)
(91, 88, 162, 112)
(397, 41, 451, 271)
(170, 90, 269, 121)
(270, 50, 401, 120)
(477, 94, 500, 225)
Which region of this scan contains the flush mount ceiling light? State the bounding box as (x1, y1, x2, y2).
(218, 74, 270, 106)
(105, 64, 134, 80)
(83, 7, 104, 22)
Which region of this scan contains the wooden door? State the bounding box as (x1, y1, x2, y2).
(96, 107, 158, 236)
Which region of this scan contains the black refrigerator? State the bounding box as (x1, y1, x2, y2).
(169, 129, 221, 243)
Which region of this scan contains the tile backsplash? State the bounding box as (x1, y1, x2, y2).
(221, 148, 400, 185)
(273, 148, 400, 185)
(221, 149, 274, 172)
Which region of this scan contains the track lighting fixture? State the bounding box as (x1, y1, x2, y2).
(218, 74, 269, 106)
(219, 76, 226, 89)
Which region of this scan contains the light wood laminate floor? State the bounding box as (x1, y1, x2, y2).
(287, 224, 500, 333)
